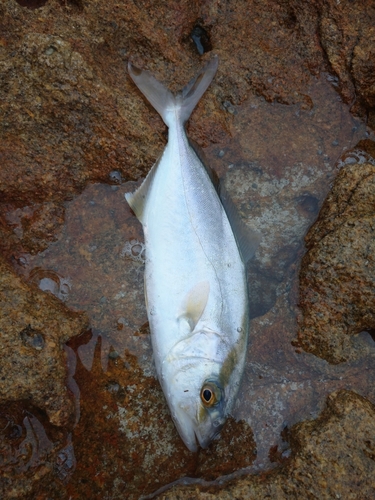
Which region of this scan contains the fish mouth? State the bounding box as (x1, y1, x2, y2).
(171, 411, 221, 452)
(184, 428, 220, 452)
(172, 408, 224, 452)
(180, 425, 199, 453)
(170, 407, 199, 452)
(194, 423, 223, 450)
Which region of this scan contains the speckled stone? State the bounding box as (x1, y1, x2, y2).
(161, 390, 375, 499)
(318, 1, 375, 124)
(1, 0, 375, 498)
(0, 256, 88, 425)
(298, 162, 375, 363)
(62, 332, 257, 499)
(0, 0, 340, 257)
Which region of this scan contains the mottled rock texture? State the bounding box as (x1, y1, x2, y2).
(161, 391, 375, 499)
(298, 161, 375, 363)
(64, 336, 256, 499)
(318, 1, 375, 124)
(0, 256, 88, 425)
(1, 0, 375, 498)
(1, 0, 375, 257)
(0, 401, 75, 500)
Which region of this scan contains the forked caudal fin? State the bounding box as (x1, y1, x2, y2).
(127, 56, 218, 127)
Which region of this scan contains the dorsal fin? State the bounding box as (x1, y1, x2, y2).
(124, 154, 162, 222)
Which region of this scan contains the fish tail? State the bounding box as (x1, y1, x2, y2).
(128, 57, 218, 127)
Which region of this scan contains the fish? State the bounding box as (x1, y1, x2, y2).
(125, 57, 259, 452)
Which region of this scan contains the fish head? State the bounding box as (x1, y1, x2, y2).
(161, 330, 242, 452)
(163, 359, 226, 452)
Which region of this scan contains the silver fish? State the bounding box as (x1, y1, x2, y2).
(125, 57, 258, 452)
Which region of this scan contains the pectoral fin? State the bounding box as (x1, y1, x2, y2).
(180, 281, 210, 330)
(124, 154, 161, 222)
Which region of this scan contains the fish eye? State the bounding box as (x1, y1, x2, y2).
(203, 389, 213, 403)
(200, 383, 220, 407)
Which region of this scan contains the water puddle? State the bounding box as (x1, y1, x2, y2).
(0, 401, 75, 493)
(7, 74, 375, 498)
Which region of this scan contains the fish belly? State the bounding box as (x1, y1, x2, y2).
(141, 135, 248, 373)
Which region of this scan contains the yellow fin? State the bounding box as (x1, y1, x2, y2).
(180, 281, 210, 330)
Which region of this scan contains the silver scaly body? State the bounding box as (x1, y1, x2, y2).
(126, 58, 257, 451)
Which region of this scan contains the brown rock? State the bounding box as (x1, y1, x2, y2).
(68, 344, 198, 500)
(0, 0, 324, 257)
(0, 400, 75, 499)
(298, 161, 375, 363)
(1, 0, 375, 259)
(1, 0, 375, 497)
(61, 332, 256, 499)
(1, 201, 66, 256)
(318, 0, 375, 123)
(0, 255, 88, 426)
(195, 417, 256, 481)
(161, 390, 375, 499)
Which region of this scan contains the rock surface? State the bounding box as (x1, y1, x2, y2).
(298, 160, 375, 363)
(161, 390, 375, 499)
(0, 255, 88, 425)
(1, 0, 375, 498)
(62, 334, 257, 499)
(0, 256, 88, 498)
(0, 0, 374, 257)
(318, 1, 375, 124)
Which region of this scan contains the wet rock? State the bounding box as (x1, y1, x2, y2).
(217, 73, 365, 324)
(0, 256, 88, 426)
(68, 344, 196, 499)
(161, 390, 375, 498)
(298, 161, 375, 363)
(64, 335, 256, 499)
(17, 178, 375, 498)
(0, 401, 74, 499)
(195, 417, 256, 480)
(1, 0, 374, 258)
(0, 0, 375, 497)
(1, 201, 65, 255)
(223, 158, 334, 319)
